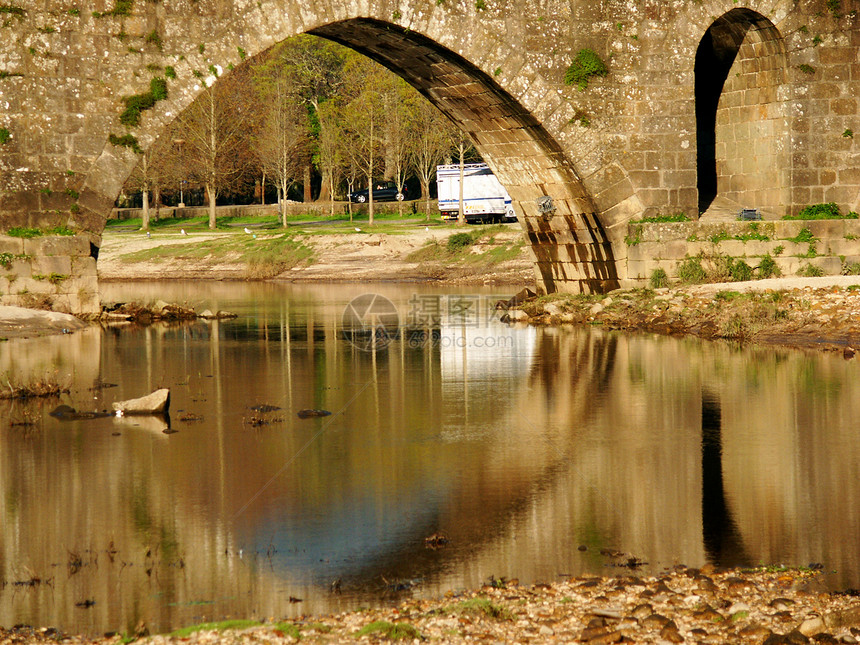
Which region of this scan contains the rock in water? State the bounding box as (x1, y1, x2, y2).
(112, 389, 170, 415)
(297, 409, 332, 419)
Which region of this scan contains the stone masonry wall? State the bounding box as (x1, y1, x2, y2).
(0, 234, 99, 314)
(626, 218, 860, 285)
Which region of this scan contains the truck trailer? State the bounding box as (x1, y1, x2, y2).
(437, 163, 516, 224)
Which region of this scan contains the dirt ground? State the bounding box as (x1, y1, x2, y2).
(95, 225, 534, 285)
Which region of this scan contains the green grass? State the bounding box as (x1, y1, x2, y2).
(354, 621, 421, 640)
(448, 598, 515, 620)
(785, 202, 858, 220)
(170, 620, 262, 638)
(788, 228, 817, 244)
(6, 227, 43, 238)
(119, 233, 314, 278)
(631, 213, 690, 224)
(406, 226, 521, 267)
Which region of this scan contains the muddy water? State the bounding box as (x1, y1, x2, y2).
(2, 281, 860, 636)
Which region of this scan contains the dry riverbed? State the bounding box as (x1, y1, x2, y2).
(4, 566, 860, 644)
(96, 224, 533, 285)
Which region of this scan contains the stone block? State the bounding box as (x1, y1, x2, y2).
(803, 220, 844, 240)
(824, 239, 860, 256)
(31, 255, 73, 276)
(0, 237, 25, 254)
(23, 235, 90, 257)
(71, 256, 98, 277)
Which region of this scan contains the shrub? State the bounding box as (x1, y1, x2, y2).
(677, 254, 707, 284)
(841, 261, 860, 276)
(757, 254, 781, 279)
(729, 259, 753, 282)
(784, 202, 857, 220)
(649, 267, 669, 289)
(564, 49, 608, 90)
(797, 263, 824, 277)
(447, 232, 474, 251)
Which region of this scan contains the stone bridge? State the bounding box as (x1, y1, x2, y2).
(0, 0, 858, 312)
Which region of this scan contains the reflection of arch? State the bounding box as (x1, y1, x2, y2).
(695, 9, 788, 215)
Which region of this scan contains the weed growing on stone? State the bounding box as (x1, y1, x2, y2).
(108, 133, 143, 154)
(709, 229, 731, 244)
(734, 223, 769, 242)
(797, 263, 824, 277)
(788, 228, 817, 243)
(758, 254, 781, 279)
(564, 49, 608, 90)
(633, 213, 690, 223)
(786, 202, 857, 220)
(730, 260, 753, 282)
(798, 64, 815, 75)
(0, 5, 25, 17)
(841, 261, 860, 276)
(6, 227, 41, 238)
(120, 77, 168, 126)
(649, 267, 669, 289)
(0, 127, 9, 144)
(678, 254, 707, 284)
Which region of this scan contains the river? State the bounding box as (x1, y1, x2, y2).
(1, 281, 859, 637)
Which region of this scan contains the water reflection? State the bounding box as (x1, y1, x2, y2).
(1, 282, 860, 636)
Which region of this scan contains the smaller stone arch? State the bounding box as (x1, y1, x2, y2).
(695, 8, 789, 216)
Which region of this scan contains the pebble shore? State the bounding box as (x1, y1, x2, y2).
(5, 567, 860, 644)
(506, 282, 860, 353)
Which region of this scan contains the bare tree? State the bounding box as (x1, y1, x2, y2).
(381, 76, 420, 216)
(340, 54, 387, 225)
(125, 134, 176, 229)
(175, 68, 251, 229)
(411, 101, 459, 218)
(252, 49, 311, 225)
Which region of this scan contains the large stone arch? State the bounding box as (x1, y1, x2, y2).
(695, 8, 790, 215)
(0, 2, 622, 300)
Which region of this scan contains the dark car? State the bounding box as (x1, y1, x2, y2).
(349, 181, 405, 203)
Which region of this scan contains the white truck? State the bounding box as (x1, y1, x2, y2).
(437, 163, 517, 223)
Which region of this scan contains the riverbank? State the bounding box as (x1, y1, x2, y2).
(6, 566, 860, 644)
(96, 219, 533, 285)
(503, 276, 860, 354)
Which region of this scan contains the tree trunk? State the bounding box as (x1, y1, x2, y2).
(420, 178, 431, 221)
(458, 143, 466, 226)
(207, 183, 217, 229)
(317, 168, 332, 202)
(368, 112, 375, 226)
(303, 163, 312, 202)
(141, 187, 150, 230)
(153, 185, 161, 221)
(329, 170, 336, 217)
(261, 171, 266, 206)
